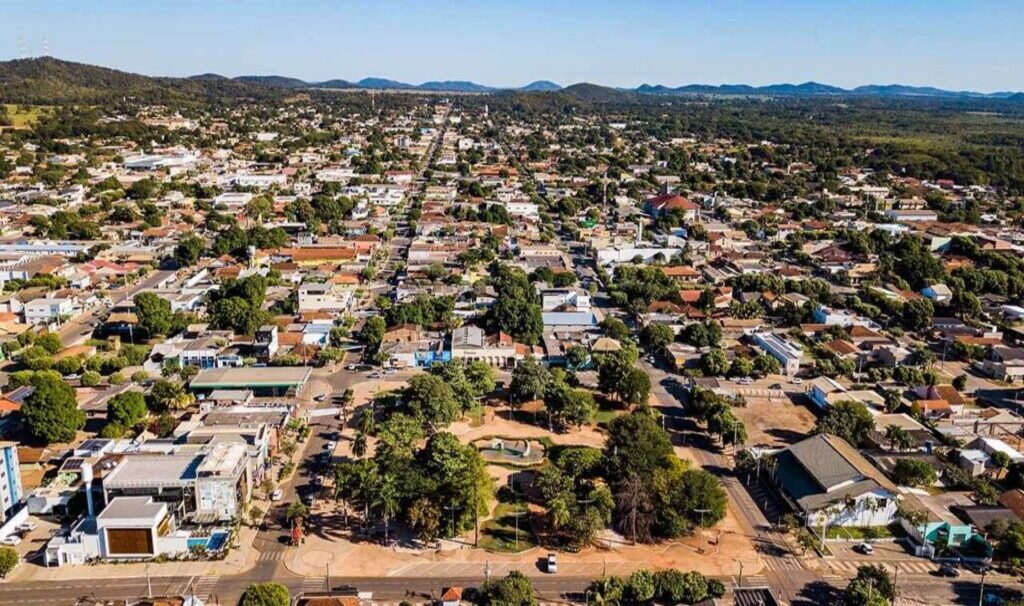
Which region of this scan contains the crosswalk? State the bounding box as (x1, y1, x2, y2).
(828, 559, 938, 576)
(736, 574, 771, 587)
(763, 556, 803, 572)
(191, 575, 220, 600)
(300, 577, 328, 594)
(257, 550, 287, 562)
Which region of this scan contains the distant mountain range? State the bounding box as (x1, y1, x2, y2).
(1, 57, 1022, 105)
(196, 73, 1024, 100)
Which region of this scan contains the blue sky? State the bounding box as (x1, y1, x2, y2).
(3, 1, 1022, 92)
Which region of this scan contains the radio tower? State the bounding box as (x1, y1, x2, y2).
(42, 37, 50, 57)
(19, 37, 28, 59)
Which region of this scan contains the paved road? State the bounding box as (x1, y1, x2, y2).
(57, 269, 177, 347)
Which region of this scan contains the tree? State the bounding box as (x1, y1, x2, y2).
(843, 565, 894, 606)
(407, 497, 441, 543)
(544, 378, 596, 429)
(486, 265, 544, 345)
(639, 323, 674, 354)
(991, 450, 1012, 480)
(613, 471, 656, 543)
(147, 379, 192, 411)
(285, 501, 308, 522)
(239, 582, 290, 606)
(884, 425, 913, 451)
(510, 355, 550, 404)
(605, 410, 674, 483)
(700, 349, 729, 376)
(752, 354, 781, 377)
(0, 546, 18, 578)
(22, 371, 85, 444)
(618, 367, 651, 407)
(173, 235, 204, 267)
(405, 374, 460, 431)
(728, 357, 754, 378)
(901, 298, 934, 331)
(478, 570, 536, 606)
(654, 569, 709, 605)
(108, 391, 148, 428)
(892, 459, 937, 487)
(133, 292, 173, 336)
(817, 400, 875, 447)
(951, 289, 982, 320)
(600, 317, 631, 341)
(565, 345, 590, 370)
(952, 374, 968, 392)
(624, 569, 656, 604)
(361, 315, 386, 355)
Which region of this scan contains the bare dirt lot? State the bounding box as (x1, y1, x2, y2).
(731, 395, 817, 447)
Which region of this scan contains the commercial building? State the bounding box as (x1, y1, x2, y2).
(752, 332, 803, 376)
(189, 366, 312, 397)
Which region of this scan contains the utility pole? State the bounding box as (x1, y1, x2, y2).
(977, 566, 988, 606)
(146, 564, 152, 598)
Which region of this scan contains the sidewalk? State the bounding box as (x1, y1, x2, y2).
(10, 527, 260, 581)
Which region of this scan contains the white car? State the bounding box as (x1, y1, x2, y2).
(17, 522, 37, 533)
(1, 535, 21, 546)
(546, 553, 557, 573)
(270, 489, 283, 502)
(791, 377, 804, 385)
(324, 442, 337, 451)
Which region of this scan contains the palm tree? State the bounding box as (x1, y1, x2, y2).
(374, 474, 400, 544)
(885, 425, 913, 452)
(352, 432, 368, 458)
(357, 405, 376, 435)
(547, 497, 571, 533)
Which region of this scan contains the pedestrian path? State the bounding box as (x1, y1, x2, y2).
(300, 577, 328, 594)
(763, 556, 803, 572)
(736, 574, 770, 587)
(192, 575, 220, 600)
(257, 550, 288, 562)
(827, 558, 938, 576)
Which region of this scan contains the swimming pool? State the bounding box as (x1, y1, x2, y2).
(186, 530, 230, 552)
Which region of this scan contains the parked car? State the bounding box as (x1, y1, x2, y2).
(546, 553, 557, 573)
(314, 394, 326, 402)
(854, 542, 874, 555)
(1, 535, 21, 546)
(17, 522, 37, 533)
(791, 377, 804, 385)
(270, 489, 283, 502)
(325, 442, 337, 451)
(937, 563, 961, 577)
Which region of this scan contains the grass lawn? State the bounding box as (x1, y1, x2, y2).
(2, 104, 48, 129)
(821, 524, 906, 541)
(479, 501, 535, 553)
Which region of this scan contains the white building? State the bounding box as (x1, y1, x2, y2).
(23, 297, 76, 325)
(753, 332, 803, 376)
(0, 442, 23, 524)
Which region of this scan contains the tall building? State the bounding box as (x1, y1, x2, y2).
(0, 441, 23, 522)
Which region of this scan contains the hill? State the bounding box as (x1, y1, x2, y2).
(561, 83, 636, 104)
(520, 80, 562, 92)
(0, 57, 280, 104)
(235, 75, 308, 88)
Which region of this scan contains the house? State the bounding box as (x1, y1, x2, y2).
(440, 587, 463, 606)
(807, 376, 849, 410)
(448, 325, 519, 368)
(771, 433, 899, 528)
(23, 296, 76, 325)
(643, 190, 699, 220)
(922, 284, 953, 303)
(981, 346, 1024, 383)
